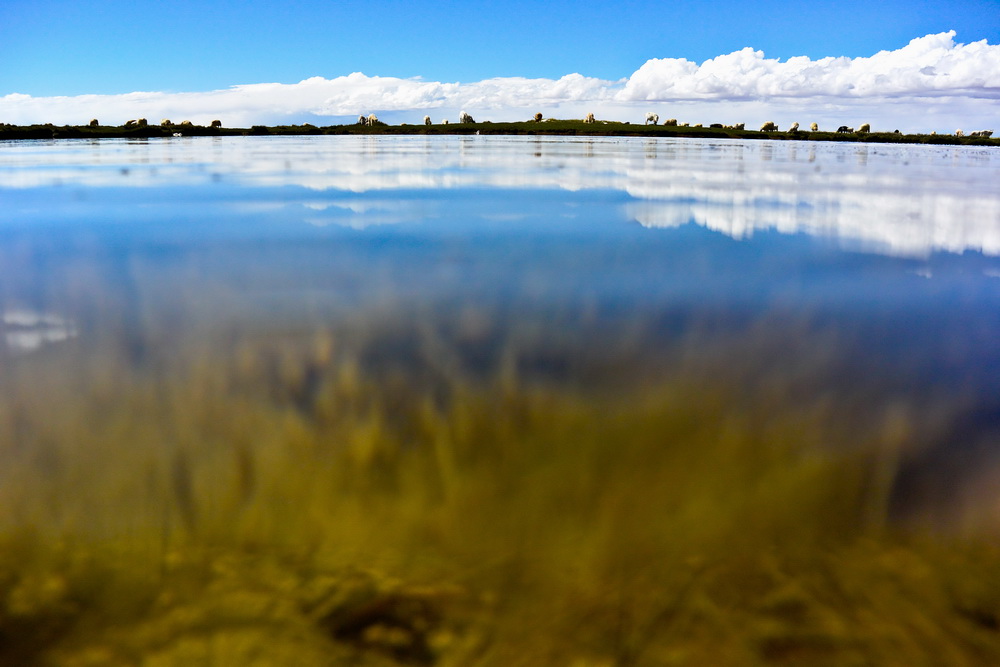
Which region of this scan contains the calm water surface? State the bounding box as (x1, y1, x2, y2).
(3, 135, 1000, 531)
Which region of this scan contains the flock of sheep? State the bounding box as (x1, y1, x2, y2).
(90, 118, 223, 129)
(358, 111, 478, 126)
(83, 114, 993, 139)
(640, 113, 992, 137)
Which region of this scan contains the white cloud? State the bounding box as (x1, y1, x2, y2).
(619, 32, 1000, 102)
(2, 32, 997, 132)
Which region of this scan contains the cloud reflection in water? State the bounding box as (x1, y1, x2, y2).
(2, 136, 999, 257)
(2, 310, 78, 353)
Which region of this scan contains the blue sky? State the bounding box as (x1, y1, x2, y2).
(2, 0, 998, 131)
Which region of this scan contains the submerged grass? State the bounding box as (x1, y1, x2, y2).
(3, 305, 1000, 666)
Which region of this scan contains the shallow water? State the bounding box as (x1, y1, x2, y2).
(7, 134, 1000, 664)
(2, 135, 1000, 531)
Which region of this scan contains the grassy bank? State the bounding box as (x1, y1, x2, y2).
(1, 120, 997, 147)
(3, 300, 1000, 665)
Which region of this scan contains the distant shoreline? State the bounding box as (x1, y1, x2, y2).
(2, 120, 997, 147)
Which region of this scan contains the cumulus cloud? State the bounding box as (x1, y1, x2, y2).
(2, 32, 997, 131)
(619, 31, 1000, 101)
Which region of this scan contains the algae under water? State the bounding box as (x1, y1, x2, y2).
(2, 135, 1000, 665)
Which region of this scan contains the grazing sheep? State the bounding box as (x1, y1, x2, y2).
(180, 120, 193, 127)
(367, 113, 379, 125)
(89, 119, 99, 127)
(733, 123, 745, 130)
(460, 110, 475, 123)
(583, 113, 595, 123)
(645, 113, 659, 125)
(160, 119, 172, 126)
(810, 122, 819, 132)
(664, 118, 678, 126)
(894, 130, 901, 134)
(693, 123, 702, 128)
(760, 121, 777, 132)
(788, 122, 799, 132)
(124, 120, 137, 127)
(358, 115, 367, 125)
(210, 120, 222, 128)
(534, 112, 543, 122)
(424, 115, 431, 125)
(710, 123, 723, 128)
(955, 129, 964, 136)
(970, 130, 994, 138)
(857, 123, 870, 134)
(680, 123, 689, 127)
(836, 126, 853, 133)
(137, 118, 148, 127)
(442, 119, 449, 125)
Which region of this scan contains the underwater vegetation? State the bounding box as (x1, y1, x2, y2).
(2, 134, 1000, 665)
(4, 288, 1000, 665)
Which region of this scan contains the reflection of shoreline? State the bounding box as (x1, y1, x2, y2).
(3, 136, 1000, 257)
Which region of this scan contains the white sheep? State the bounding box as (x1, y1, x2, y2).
(137, 118, 148, 127)
(583, 113, 595, 124)
(970, 130, 994, 138)
(645, 113, 659, 125)
(424, 115, 431, 125)
(788, 122, 799, 132)
(664, 118, 678, 126)
(367, 113, 379, 125)
(124, 120, 137, 127)
(160, 119, 172, 126)
(955, 129, 964, 136)
(442, 119, 449, 125)
(210, 120, 222, 128)
(810, 122, 819, 132)
(733, 123, 745, 130)
(760, 121, 777, 132)
(88, 119, 99, 127)
(857, 123, 870, 134)
(460, 110, 475, 123)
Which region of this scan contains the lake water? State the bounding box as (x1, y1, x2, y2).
(3, 135, 1000, 535)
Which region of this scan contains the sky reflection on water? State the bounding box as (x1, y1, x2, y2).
(3, 134, 1000, 367)
(2, 135, 1000, 531)
(3, 135, 1000, 257)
